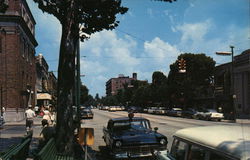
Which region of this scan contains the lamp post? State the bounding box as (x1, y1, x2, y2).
(216, 45, 236, 121)
(26, 84, 32, 108)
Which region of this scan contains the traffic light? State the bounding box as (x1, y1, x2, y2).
(178, 58, 186, 73)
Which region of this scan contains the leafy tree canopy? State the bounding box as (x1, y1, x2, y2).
(168, 53, 215, 107)
(152, 71, 167, 86)
(33, 0, 128, 40)
(0, 0, 8, 13)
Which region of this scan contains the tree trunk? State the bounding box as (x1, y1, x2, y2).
(56, 0, 79, 155)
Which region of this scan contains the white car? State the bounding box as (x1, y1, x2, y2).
(206, 109, 224, 121)
(155, 107, 167, 115)
(148, 107, 157, 114)
(108, 106, 117, 112)
(156, 125, 250, 160)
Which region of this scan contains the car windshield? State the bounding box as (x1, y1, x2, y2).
(82, 110, 91, 113)
(113, 120, 150, 131)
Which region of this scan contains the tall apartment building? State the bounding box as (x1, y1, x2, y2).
(0, 0, 38, 121)
(106, 73, 137, 96)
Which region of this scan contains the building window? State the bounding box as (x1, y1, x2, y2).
(0, 37, 2, 53)
(22, 39, 25, 57)
(26, 44, 29, 61)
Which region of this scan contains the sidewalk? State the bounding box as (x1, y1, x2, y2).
(236, 118, 250, 124)
(0, 117, 42, 154)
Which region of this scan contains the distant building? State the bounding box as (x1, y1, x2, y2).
(214, 49, 250, 118)
(106, 73, 138, 96)
(35, 54, 57, 108)
(0, 0, 38, 121)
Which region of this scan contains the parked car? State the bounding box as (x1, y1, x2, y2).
(103, 114, 168, 159)
(181, 108, 198, 119)
(143, 107, 149, 113)
(155, 107, 168, 115)
(148, 107, 157, 114)
(156, 125, 250, 160)
(102, 106, 109, 110)
(80, 109, 93, 119)
(109, 106, 117, 112)
(206, 109, 224, 121)
(195, 108, 224, 121)
(127, 106, 142, 113)
(166, 108, 182, 117)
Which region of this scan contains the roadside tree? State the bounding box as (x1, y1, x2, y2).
(168, 53, 215, 108)
(32, 0, 127, 154)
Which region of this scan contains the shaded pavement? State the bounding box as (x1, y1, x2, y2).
(0, 117, 43, 159)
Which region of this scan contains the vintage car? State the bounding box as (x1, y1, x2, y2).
(156, 125, 250, 160)
(181, 108, 198, 119)
(195, 108, 224, 121)
(103, 114, 168, 159)
(79, 109, 93, 119)
(155, 107, 168, 115)
(166, 108, 182, 117)
(109, 106, 117, 112)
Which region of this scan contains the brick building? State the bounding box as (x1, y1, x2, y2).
(106, 73, 137, 96)
(0, 0, 37, 121)
(36, 54, 57, 108)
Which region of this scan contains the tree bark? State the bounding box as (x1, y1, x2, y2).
(56, 0, 79, 155)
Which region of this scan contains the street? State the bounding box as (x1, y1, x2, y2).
(81, 109, 237, 160)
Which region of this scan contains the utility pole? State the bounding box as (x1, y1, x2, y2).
(230, 45, 236, 120)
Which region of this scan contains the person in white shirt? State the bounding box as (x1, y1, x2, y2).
(42, 106, 52, 125)
(25, 105, 36, 132)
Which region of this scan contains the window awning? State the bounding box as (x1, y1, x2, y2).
(37, 93, 52, 100)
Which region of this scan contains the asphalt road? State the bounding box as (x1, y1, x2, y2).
(81, 109, 236, 160)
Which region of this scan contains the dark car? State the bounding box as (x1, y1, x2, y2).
(127, 106, 142, 113)
(103, 115, 168, 159)
(181, 108, 198, 118)
(80, 109, 93, 119)
(166, 108, 182, 117)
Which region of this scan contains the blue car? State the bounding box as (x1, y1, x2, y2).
(103, 114, 168, 159)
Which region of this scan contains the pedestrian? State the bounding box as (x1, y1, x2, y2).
(25, 105, 36, 132)
(42, 106, 52, 125)
(38, 119, 55, 149)
(2, 106, 5, 121)
(34, 105, 39, 115)
(50, 111, 55, 125)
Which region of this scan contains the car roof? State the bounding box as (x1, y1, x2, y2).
(110, 117, 148, 121)
(174, 125, 250, 160)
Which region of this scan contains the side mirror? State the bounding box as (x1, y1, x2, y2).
(154, 127, 158, 132)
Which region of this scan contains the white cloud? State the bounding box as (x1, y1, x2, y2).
(144, 37, 180, 62)
(176, 19, 212, 45)
(81, 60, 107, 75)
(81, 30, 139, 67)
(80, 30, 142, 95)
(27, 1, 61, 45)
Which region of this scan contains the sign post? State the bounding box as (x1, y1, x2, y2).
(78, 128, 94, 160)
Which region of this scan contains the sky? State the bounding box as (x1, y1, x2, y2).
(27, 0, 250, 97)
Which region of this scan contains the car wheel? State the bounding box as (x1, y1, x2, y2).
(218, 119, 221, 122)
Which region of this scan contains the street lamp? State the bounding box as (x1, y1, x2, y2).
(216, 45, 236, 121)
